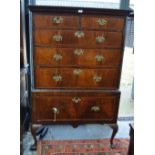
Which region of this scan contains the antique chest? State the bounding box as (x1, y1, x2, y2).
(29, 0, 131, 150)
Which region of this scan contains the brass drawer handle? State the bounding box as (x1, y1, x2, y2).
(53, 34, 63, 42)
(74, 31, 85, 38)
(72, 97, 81, 104)
(74, 49, 84, 56)
(53, 53, 63, 61)
(52, 75, 62, 82)
(96, 36, 105, 43)
(95, 55, 104, 62)
(93, 76, 102, 82)
(91, 106, 100, 112)
(52, 107, 59, 122)
(73, 69, 81, 75)
(97, 18, 107, 25)
(52, 16, 63, 24)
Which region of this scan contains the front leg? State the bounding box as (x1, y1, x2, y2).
(109, 123, 118, 148)
(30, 124, 41, 150)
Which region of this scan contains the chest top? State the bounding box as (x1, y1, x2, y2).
(29, 0, 131, 16)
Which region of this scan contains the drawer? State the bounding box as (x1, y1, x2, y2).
(33, 14, 79, 29)
(32, 91, 120, 123)
(34, 29, 122, 48)
(34, 67, 120, 89)
(34, 47, 122, 67)
(32, 94, 77, 122)
(81, 16, 124, 30)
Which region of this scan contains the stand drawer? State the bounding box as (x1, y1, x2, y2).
(32, 91, 120, 123)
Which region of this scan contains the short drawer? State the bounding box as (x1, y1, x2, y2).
(81, 16, 124, 30)
(33, 14, 79, 29)
(34, 67, 120, 89)
(34, 47, 122, 67)
(34, 29, 123, 48)
(32, 91, 120, 123)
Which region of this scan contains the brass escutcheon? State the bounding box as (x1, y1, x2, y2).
(97, 18, 107, 25)
(52, 74, 62, 82)
(52, 16, 63, 24)
(73, 69, 81, 75)
(74, 31, 85, 38)
(74, 49, 84, 56)
(72, 97, 81, 104)
(53, 53, 63, 61)
(53, 34, 63, 42)
(96, 36, 105, 43)
(95, 55, 104, 62)
(91, 106, 100, 112)
(93, 76, 102, 82)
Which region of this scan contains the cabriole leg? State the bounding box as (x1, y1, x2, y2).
(109, 123, 118, 148)
(30, 124, 41, 150)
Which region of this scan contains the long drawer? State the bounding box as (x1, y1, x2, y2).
(33, 14, 124, 31)
(33, 29, 123, 48)
(34, 47, 122, 67)
(34, 67, 120, 89)
(32, 91, 120, 123)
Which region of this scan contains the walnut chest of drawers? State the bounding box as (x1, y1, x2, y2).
(29, 1, 131, 150)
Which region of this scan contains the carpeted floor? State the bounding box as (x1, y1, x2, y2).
(22, 120, 133, 155)
(37, 139, 129, 155)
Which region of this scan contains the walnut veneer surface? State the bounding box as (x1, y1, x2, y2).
(28, 0, 131, 150)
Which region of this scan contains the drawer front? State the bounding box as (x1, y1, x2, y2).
(33, 14, 79, 28)
(32, 91, 120, 123)
(34, 47, 122, 67)
(81, 16, 124, 30)
(34, 29, 122, 48)
(33, 14, 124, 31)
(32, 95, 77, 122)
(34, 67, 120, 89)
(77, 97, 117, 120)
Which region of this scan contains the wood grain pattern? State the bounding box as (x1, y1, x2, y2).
(34, 47, 122, 67)
(81, 16, 124, 30)
(33, 14, 79, 28)
(34, 67, 120, 89)
(33, 14, 124, 31)
(33, 29, 123, 48)
(32, 91, 120, 123)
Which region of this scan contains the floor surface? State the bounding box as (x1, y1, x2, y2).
(22, 120, 133, 155)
